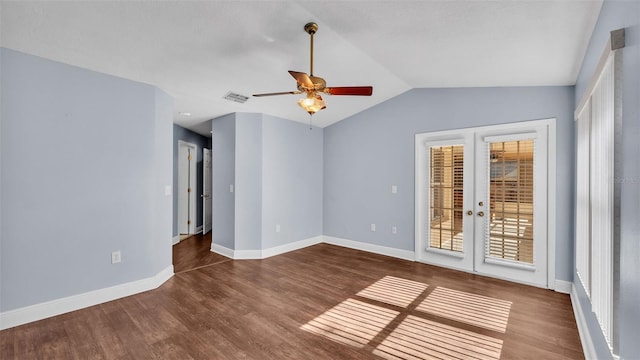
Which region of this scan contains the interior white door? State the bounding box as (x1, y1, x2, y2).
(178, 144, 190, 235)
(202, 148, 212, 235)
(178, 141, 197, 235)
(416, 120, 552, 288)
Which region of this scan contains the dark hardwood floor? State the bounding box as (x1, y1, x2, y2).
(172, 232, 229, 273)
(1, 243, 583, 359)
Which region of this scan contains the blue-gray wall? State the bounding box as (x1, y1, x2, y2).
(172, 124, 211, 237)
(261, 114, 323, 248)
(573, 0, 640, 358)
(0, 48, 173, 311)
(235, 113, 263, 251)
(211, 114, 236, 249)
(323, 86, 575, 281)
(211, 112, 323, 252)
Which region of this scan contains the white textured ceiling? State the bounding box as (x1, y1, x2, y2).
(1, 1, 602, 136)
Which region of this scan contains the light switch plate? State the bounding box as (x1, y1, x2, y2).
(391, 185, 397, 194)
(111, 251, 121, 264)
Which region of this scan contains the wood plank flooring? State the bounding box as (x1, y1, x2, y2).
(172, 232, 229, 273)
(1, 243, 583, 359)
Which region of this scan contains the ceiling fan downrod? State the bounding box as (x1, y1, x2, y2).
(304, 22, 318, 76)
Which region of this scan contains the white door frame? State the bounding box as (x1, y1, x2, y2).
(202, 148, 212, 235)
(178, 140, 197, 235)
(415, 118, 556, 289)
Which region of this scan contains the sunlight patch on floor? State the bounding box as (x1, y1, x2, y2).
(356, 276, 429, 308)
(301, 276, 509, 358)
(300, 298, 399, 348)
(373, 315, 503, 360)
(416, 287, 512, 333)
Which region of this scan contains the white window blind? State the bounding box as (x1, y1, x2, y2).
(575, 106, 591, 297)
(589, 53, 615, 346)
(575, 48, 619, 351)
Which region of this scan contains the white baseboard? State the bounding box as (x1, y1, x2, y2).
(571, 283, 597, 360)
(323, 236, 416, 261)
(262, 236, 323, 259)
(195, 225, 203, 234)
(232, 249, 264, 260)
(210, 236, 323, 260)
(211, 243, 234, 258)
(172, 235, 180, 245)
(0, 265, 174, 331)
(209, 245, 268, 259)
(554, 279, 572, 294)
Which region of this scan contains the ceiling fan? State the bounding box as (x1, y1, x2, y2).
(253, 22, 373, 116)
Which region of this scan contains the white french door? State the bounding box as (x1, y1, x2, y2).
(415, 120, 553, 288)
(416, 134, 476, 272)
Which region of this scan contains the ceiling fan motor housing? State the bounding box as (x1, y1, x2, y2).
(304, 22, 318, 35)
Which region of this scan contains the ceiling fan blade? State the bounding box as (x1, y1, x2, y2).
(288, 70, 314, 87)
(253, 91, 301, 97)
(324, 86, 373, 96)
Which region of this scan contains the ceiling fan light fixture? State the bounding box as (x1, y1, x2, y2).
(297, 94, 326, 114)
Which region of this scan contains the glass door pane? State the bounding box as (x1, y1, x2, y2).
(429, 145, 465, 252)
(487, 140, 534, 264)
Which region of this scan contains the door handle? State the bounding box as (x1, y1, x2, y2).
(477, 211, 485, 217)
(467, 210, 473, 216)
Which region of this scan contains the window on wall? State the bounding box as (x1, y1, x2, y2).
(574, 30, 623, 355)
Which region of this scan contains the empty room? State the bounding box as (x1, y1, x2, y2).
(1, 1, 639, 359)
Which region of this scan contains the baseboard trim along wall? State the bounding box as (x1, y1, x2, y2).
(262, 236, 323, 258)
(0, 265, 174, 331)
(211, 236, 323, 260)
(571, 283, 597, 360)
(229, 249, 263, 260)
(211, 243, 235, 258)
(323, 236, 416, 261)
(211, 236, 415, 261)
(554, 279, 572, 294)
(172, 235, 180, 245)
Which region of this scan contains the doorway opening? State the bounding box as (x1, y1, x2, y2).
(178, 140, 197, 237)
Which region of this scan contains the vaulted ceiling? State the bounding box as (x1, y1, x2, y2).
(1, 1, 602, 136)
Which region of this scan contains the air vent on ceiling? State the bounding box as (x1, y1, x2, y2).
(223, 91, 249, 104)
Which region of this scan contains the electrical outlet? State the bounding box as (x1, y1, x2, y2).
(111, 251, 121, 264)
(392, 226, 397, 234)
(370, 223, 376, 232)
(276, 224, 281, 233)
(391, 185, 398, 194)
